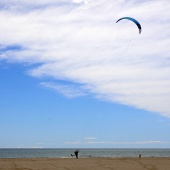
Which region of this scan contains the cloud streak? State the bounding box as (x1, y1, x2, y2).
(83, 137, 97, 140)
(0, 0, 170, 117)
(65, 140, 170, 146)
(41, 82, 88, 97)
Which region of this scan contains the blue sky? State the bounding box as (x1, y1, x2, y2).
(0, 0, 170, 148)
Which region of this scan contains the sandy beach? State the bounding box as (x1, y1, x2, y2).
(0, 157, 170, 170)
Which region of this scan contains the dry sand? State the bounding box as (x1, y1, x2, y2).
(0, 157, 170, 170)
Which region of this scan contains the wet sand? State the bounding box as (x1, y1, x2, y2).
(0, 157, 170, 170)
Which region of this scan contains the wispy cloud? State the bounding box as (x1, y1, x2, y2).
(65, 140, 170, 146)
(0, 0, 170, 117)
(83, 137, 97, 140)
(16, 146, 44, 148)
(41, 82, 88, 97)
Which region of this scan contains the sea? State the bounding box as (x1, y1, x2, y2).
(0, 148, 170, 158)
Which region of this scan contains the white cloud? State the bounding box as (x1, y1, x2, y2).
(65, 140, 170, 146)
(41, 82, 87, 97)
(16, 146, 44, 148)
(72, 0, 89, 4)
(83, 137, 96, 140)
(0, 0, 170, 117)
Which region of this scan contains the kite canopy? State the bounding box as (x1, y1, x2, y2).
(116, 17, 142, 34)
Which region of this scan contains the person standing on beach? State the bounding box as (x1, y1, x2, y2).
(75, 150, 79, 159)
(71, 150, 79, 159)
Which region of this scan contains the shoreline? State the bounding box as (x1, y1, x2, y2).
(0, 157, 170, 170)
(1, 156, 170, 158)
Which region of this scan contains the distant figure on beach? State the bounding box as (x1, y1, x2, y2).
(139, 154, 141, 159)
(71, 150, 79, 159)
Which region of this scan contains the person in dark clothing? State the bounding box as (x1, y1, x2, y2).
(71, 150, 79, 159)
(75, 150, 79, 159)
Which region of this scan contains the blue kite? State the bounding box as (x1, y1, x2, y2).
(116, 17, 142, 34)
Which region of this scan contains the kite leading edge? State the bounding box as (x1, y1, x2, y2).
(116, 17, 142, 34)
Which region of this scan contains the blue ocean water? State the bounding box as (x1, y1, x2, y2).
(0, 148, 170, 158)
